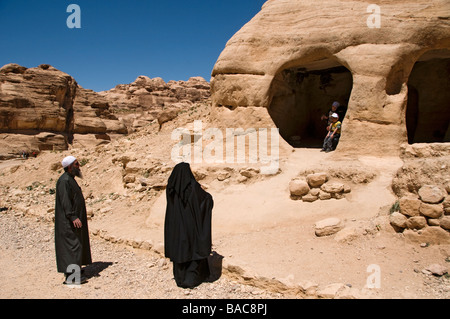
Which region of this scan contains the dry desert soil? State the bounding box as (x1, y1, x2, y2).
(1, 104, 449, 300)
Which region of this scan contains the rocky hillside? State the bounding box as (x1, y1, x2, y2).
(0, 63, 210, 159)
(98, 75, 210, 131)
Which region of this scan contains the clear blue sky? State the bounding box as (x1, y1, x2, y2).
(0, 0, 265, 92)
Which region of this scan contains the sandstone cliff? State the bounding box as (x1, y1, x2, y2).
(0, 63, 130, 156)
(0, 64, 78, 157)
(211, 0, 450, 155)
(0, 63, 210, 158)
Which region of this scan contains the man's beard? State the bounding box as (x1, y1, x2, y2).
(72, 167, 83, 179)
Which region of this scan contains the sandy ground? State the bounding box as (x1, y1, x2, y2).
(1, 107, 449, 299)
(0, 211, 285, 299)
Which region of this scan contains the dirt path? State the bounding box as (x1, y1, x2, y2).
(0, 211, 283, 299)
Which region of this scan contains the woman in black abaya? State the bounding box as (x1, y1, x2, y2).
(164, 162, 213, 288)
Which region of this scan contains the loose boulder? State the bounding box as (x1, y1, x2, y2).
(423, 264, 448, 276)
(399, 196, 421, 217)
(389, 212, 408, 231)
(440, 216, 450, 230)
(315, 218, 343, 237)
(289, 179, 310, 197)
(419, 203, 444, 219)
(320, 182, 344, 194)
(418, 185, 446, 204)
(306, 173, 328, 188)
(405, 216, 427, 230)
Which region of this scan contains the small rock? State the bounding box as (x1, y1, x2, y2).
(427, 219, 440, 227)
(158, 258, 167, 268)
(390, 211, 408, 230)
(239, 168, 259, 178)
(298, 281, 318, 296)
(192, 168, 208, 181)
(289, 179, 310, 197)
(237, 175, 248, 183)
(443, 196, 450, 210)
(302, 193, 318, 202)
(320, 182, 344, 194)
(440, 216, 450, 230)
(424, 264, 448, 276)
(306, 172, 328, 188)
(418, 185, 446, 204)
(251, 289, 263, 295)
(419, 203, 443, 219)
(333, 193, 345, 200)
(132, 239, 142, 248)
(217, 170, 231, 181)
(317, 283, 345, 299)
(343, 184, 351, 193)
(315, 218, 343, 237)
(310, 188, 320, 197)
(405, 216, 427, 230)
(399, 196, 421, 217)
(318, 190, 332, 200)
(123, 174, 136, 184)
(140, 240, 153, 250)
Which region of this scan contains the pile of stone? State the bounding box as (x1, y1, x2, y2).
(112, 154, 172, 191)
(99, 75, 210, 131)
(390, 184, 450, 233)
(289, 172, 351, 202)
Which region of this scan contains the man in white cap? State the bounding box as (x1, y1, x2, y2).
(321, 113, 342, 152)
(54, 156, 92, 285)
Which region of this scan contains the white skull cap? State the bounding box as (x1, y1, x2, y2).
(61, 156, 77, 168)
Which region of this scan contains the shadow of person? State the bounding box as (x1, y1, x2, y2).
(206, 251, 224, 283)
(83, 261, 113, 279)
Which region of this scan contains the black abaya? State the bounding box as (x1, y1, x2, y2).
(164, 162, 213, 288)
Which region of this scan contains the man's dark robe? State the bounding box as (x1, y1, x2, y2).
(164, 162, 213, 288)
(55, 172, 92, 274)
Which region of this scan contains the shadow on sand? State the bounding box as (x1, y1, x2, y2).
(83, 261, 113, 279)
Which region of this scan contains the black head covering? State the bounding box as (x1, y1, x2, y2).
(166, 162, 196, 204)
(164, 162, 213, 263)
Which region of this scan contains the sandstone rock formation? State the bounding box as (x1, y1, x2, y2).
(210, 0, 450, 155)
(0, 64, 78, 157)
(98, 75, 210, 131)
(0, 63, 130, 156)
(0, 63, 211, 158)
(72, 85, 128, 149)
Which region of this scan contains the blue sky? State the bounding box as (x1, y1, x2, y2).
(0, 0, 265, 92)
